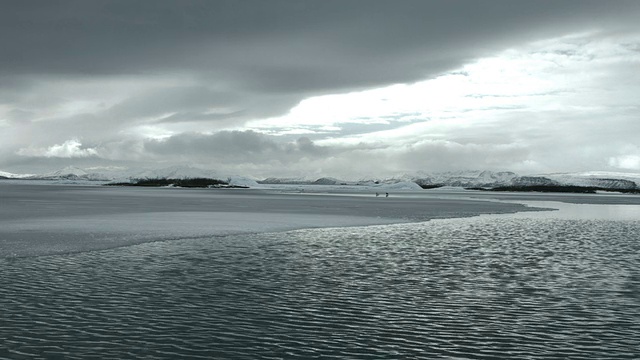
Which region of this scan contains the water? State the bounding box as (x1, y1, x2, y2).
(1, 204, 639, 359)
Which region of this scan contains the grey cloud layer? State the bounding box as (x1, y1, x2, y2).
(143, 131, 329, 164)
(2, 1, 640, 175)
(3, 1, 638, 95)
(138, 131, 533, 178)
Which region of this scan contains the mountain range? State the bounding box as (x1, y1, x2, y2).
(1, 166, 639, 191)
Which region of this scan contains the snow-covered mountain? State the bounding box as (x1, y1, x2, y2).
(0, 170, 34, 179)
(411, 170, 519, 188)
(2, 165, 222, 182)
(227, 176, 260, 188)
(32, 166, 112, 181)
(543, 171, 640, 190)
(2, 166, 639, 191)
(0, 166, 110, 181)
(409, 170, 640, 190)
(42, 166, 86, 178)
(258, 177, 316, 184)
(509, 176, 558, 187)
(128, 165, 221, 180)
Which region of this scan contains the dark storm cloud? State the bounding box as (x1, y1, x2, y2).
(3, 1, 638, 95)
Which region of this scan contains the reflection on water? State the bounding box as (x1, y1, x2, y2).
(1, 209, 639, 359)
(507, 201, 640, 221)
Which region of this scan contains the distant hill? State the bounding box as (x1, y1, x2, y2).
(411, 170, 518, 188)
(2, 166, 638, 193)
(410, 170, 639, 192)
(544, 172, 640, 190)
(106, 178, 248, 188)
(0, 170, 35, 179)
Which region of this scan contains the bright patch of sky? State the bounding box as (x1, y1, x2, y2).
(247, 31, 640, 150)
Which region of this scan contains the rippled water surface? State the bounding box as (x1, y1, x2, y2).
(2, 208, 640, 359)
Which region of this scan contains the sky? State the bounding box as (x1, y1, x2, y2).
(1, 0, 640, 179)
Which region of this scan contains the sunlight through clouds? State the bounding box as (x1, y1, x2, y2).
(249, 31, 640, 154)
(228, 30, 640, 175)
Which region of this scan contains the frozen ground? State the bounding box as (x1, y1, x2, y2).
(2, 181, 639, 257)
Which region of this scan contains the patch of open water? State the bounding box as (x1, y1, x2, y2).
(1, 204, 639, 359)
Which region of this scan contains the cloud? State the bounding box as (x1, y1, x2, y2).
(18, 139, 98, 158)
(609, 152, 640, 171)
(99, 130, 531, 178)
(105, 86, 238, 121)
(3, 109, 35, 125)
(2, 1, 638, 124)
(1, 2, 640, 177)
(142, 131, 330, 165)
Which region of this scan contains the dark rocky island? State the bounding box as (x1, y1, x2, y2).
(106, 178, 248, 188)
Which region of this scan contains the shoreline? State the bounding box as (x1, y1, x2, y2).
(0, 182, 544, 258)
(3, 181, 637, 258)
